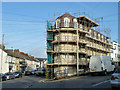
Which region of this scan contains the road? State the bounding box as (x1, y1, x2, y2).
(1, 74, 113, 89)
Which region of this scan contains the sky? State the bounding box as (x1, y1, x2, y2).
(2, 2, 118, 58)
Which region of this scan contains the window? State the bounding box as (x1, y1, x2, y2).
(64, 68, 68, 74)
(65, 36, 69, 41)
(74, 54, 77, 60)
(74, 22, 77, 28)
(105, 37, 107, 43)
(98, 34, 100, 40)
(91, 32, 93, 37)
(57, 36, 60, 40)
(119, 48, 120, 51)
(111, 50, 114, 53)
(80, 24, 83, 29)
(56, 20, 60, 28)
(74, 36, 77, 41)
(94, 32, 96, 38)
(57, 54, 60, 59)
(65, 54, 69, 59)
(89, 30, 91, 36)
(64, 19, 69, 27)
(73, 19, 77, 28)
(64, 17, 70, 27)
(102, 35, 104, 42)
(115, 53, 117, 57)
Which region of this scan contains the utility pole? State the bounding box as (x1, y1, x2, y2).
(77, 22, 79, 76)
(1, 34, 4, 73)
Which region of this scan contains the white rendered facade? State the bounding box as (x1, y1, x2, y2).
(111, 41, 120, 66)
(0, 49, 9, 73)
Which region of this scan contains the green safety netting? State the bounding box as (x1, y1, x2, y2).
(47, 32, 53, 40)
(47, 53, 53, 64)
(47, 22, 53, 30)
(47, 41, 52, 50)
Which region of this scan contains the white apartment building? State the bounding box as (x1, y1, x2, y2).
(0, 49, 9, 73)
(111, 41, 120, 67)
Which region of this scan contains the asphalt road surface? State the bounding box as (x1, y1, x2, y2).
(1, 74, 113, 89)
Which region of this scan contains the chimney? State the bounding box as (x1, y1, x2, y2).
(7, 49, 13, 52)
(31, 56, 34, 59)
(20, 52, 24, 54)
(25, 53, 28, 56)
(14, 49, 19, 52)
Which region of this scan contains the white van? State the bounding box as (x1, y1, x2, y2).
(89, 56, 115, 75)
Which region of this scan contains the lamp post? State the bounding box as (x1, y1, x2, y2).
(1, 34, 4, 73)
(76, 22, 79, 76)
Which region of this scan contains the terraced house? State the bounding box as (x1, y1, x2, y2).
(46, 13, 111, 79)
(0, 45, 40, 74)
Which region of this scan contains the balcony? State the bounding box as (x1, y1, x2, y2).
(54, 48, 76, 53)
(53, 59, 77, 65)
(53, 36, 87, 44)
(53, 28, 89, 34)
(86, 34, 111, 46)
(79, 48, 87, 54)
(87, 52, 92, 56)
(86, 43, 110, 53)
(79, 60, 87, 65)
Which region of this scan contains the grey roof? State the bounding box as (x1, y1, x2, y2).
(4, 49, 39, 62)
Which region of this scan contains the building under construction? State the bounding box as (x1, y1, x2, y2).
(46, 13, 111, 79)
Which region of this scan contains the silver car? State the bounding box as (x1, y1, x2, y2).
(36, 68, 45, 76)
(110, 67, 120, 89)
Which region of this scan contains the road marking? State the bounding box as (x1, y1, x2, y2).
(92, 80, 110, 87)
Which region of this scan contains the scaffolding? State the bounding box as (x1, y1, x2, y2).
(46, 21, 54, 80)
(46, 11, 111, 80)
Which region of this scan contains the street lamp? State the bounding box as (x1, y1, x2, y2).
(76, 22, 79, 76)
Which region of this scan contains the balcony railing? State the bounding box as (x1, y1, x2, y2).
(86, 34, 111, 45)
(54, 47, 76, 52)
(54, 36, 86, 44)
(54, 59, 77, 64)
(79, 48, 86, 54)
(54, 47, 87, 54)
(86, 42, 110, 52)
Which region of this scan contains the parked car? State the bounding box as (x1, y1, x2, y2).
(89, 56, 115, 75)
(110, 67, 120, 89)
(3, 73, 10, 80)
(36, 68, 45, 76)
(0, 73, 7, 81)
(14, 71, 22, 78)
(34, 70, 37, 74)
(5, 72, 15, 79)
(25, 70, 31, 75)
(0, 74, 2, 82)
(29, 70, 35, 75)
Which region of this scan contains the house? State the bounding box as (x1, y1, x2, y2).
(111, 41, 120, 67)
(0, 45, 9, 73)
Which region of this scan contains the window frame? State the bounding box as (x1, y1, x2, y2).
(65, 54, 69, 59)
(57, 36, 60, 40)
(56, 20, 60, 28)
(65, 36, 69, 41)
(64, 17, 70, 28)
